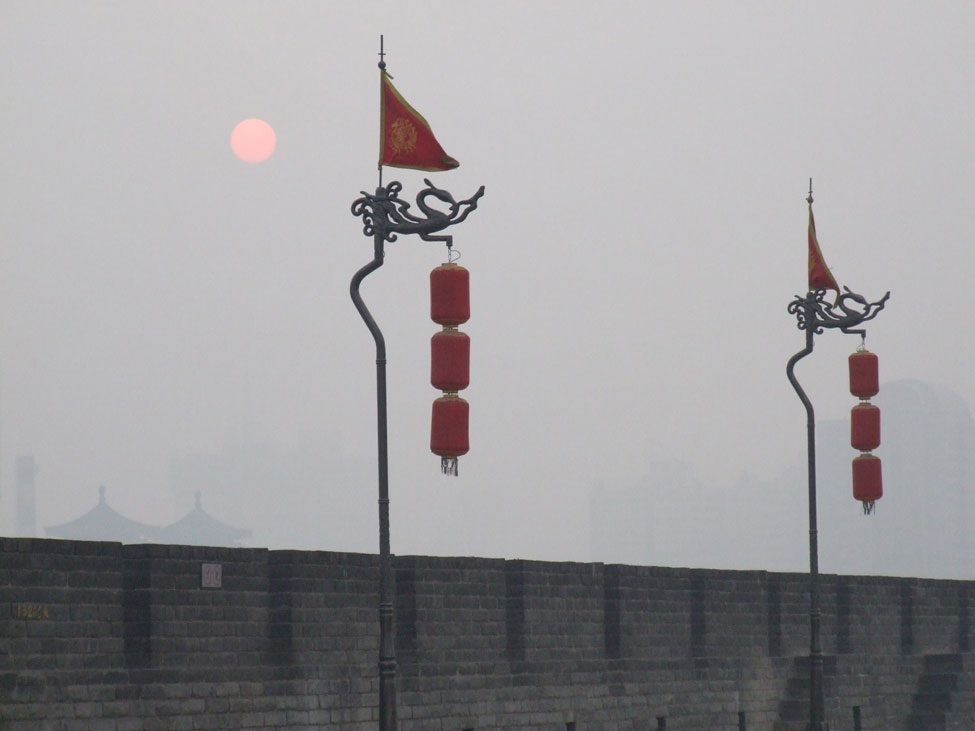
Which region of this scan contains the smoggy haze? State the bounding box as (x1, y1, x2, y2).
(2, 3, 973, 576)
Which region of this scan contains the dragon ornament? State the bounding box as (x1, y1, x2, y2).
(789, 286, 890, 337)
(351, 178, 485, 247)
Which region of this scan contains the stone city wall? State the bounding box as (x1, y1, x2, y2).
(1, 537, 973, 730)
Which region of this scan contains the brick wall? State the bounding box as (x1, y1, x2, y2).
(1, 537, 973, 730)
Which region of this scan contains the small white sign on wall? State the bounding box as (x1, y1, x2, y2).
(201, 563, 222, 589)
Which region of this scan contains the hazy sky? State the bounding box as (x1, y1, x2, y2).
(3, 2, 974, 570)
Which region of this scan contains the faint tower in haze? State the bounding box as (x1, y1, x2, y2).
(15, 455, 36, 537)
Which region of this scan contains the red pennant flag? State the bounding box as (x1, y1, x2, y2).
(807, 203, 839, 292)
(380, 71, 459, 172)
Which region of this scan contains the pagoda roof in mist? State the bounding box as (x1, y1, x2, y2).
(46, 486, 159, 543)
(45, 487, 250, 546)
(156, 492, 252, 546)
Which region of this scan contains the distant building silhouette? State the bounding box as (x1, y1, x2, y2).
(817, 378, 975, 579)
(156, 492, 252, 546)
(591, 378, 975, 580)
(46, 486, 156, 543)
(45, 486, 251, 546)
(167, 437, 374, 551)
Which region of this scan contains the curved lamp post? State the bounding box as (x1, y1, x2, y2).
(786, 255, 888, 729)
(350, 179, 484, 731)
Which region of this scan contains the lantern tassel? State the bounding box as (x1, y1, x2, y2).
(441, 457, 459, 476)
(862, 500, 876, 516)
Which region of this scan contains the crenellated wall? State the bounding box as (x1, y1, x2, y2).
(1, 537, 973, 730)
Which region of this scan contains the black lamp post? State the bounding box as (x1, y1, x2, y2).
(786, 193, 888, 730)
(350, 179, 483, 731)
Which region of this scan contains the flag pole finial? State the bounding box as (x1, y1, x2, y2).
(378, 35, 386, 187)
(807, 178, 814, 205)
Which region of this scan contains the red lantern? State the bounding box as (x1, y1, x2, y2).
(430, 261, 471, 475)
(431, 395, 469, 475)
(850, 402, 881, 452)
(431, 329, 470, 392)
(430, 263, 470, 327)
(849, 349, 879, 399)
(852, 453, 882, 510)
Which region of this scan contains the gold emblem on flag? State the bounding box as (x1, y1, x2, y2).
(389, 117, 418, 156)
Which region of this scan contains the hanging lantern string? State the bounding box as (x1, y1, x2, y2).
(856, 334, 867, 351)
(448, 246, 461, 263)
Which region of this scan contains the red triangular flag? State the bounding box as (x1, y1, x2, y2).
(380, 71, 459, 172)
(808, 203, 839, 291)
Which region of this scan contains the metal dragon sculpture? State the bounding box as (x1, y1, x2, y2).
(788, 286, 890, 337)
(351, 178, 485, 247)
